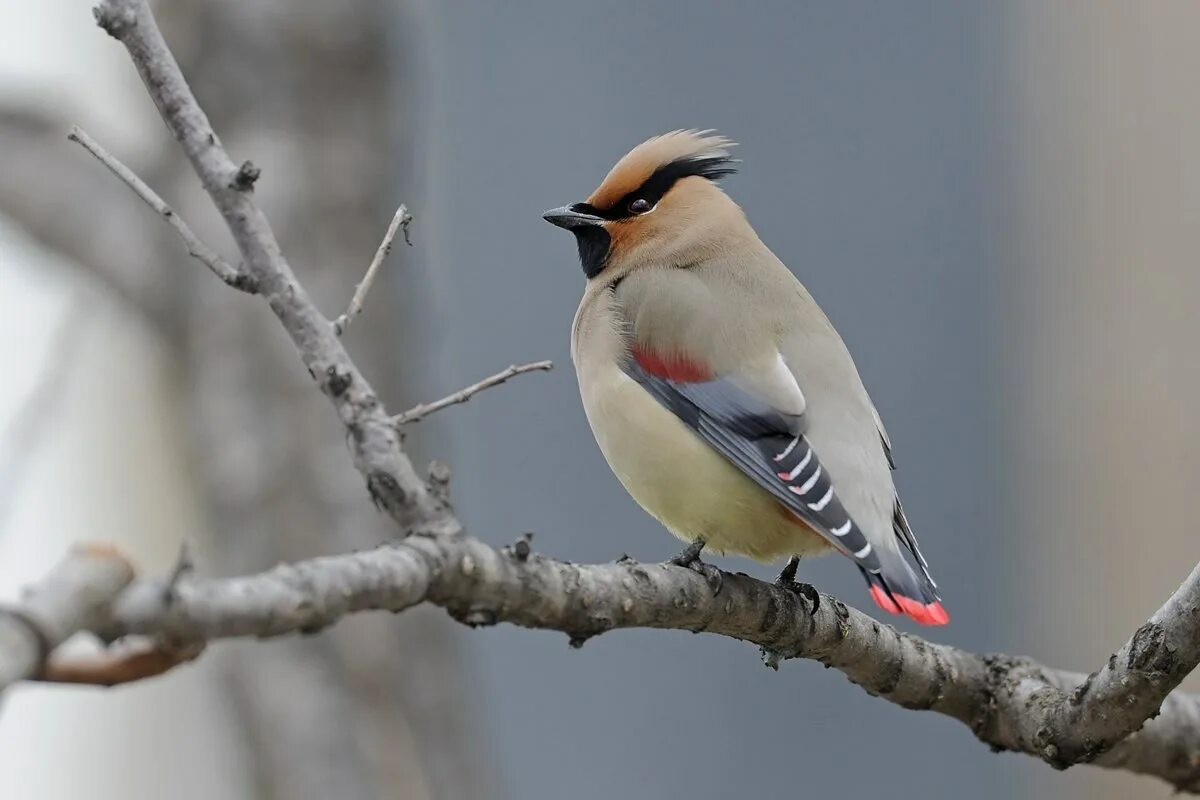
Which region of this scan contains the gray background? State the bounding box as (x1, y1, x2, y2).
(407, 3, 1023, 797)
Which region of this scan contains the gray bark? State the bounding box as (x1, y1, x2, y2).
(6, 533, 1200, 792)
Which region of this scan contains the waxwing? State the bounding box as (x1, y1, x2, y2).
(544, 130, 947, 625)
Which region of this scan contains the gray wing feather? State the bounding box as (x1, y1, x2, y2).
(626, 360, 883, 572)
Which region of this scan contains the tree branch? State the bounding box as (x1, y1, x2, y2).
(3, 536, 1196, 791)
(90, 0, 458, 535)
(1038, 560, 1200, 767)
(333, 204, 412, 336)
(0, 109, 176, 333)
(392, 361, 554, 425)
(67, 126, 255, 293)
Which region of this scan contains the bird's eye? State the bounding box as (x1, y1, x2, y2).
(628, 198, 652, 215)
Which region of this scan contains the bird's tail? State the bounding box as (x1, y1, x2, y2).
(859, 558, 949, 626)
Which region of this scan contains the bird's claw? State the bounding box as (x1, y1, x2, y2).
(774, 556, 819, 616)
(793, 582, 820, 616)
(774, 555, 800, 586)
(669, 538, 706, 568)
(668, 538, 723, 595)
(694, 562, 724, 595)
(758, 557, 820, 669)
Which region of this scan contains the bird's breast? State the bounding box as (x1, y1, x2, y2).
(575, 352, 829, 562)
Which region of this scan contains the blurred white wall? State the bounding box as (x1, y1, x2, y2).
(0, 2, 250, 797)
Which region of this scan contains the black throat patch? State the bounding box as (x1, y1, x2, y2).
(573, 225, 611, 279)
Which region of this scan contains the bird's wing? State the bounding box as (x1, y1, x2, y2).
(625, 346, 882, 571)
(871, 404, 939, 595)
(625, 345, 947, 625)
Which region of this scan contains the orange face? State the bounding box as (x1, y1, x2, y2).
(543, 130, 738, 279)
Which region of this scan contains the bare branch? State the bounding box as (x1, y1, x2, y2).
(91, 0, 456, 535)
(0, 109, 177, 332)
(392, 361, 554, 426)
(333, 204, 412, 336)
(0, 537, 1176, 793)
(1037, 559, 1200, 766)
(66, 126, 255, 294)
(0, 544, 133, 687)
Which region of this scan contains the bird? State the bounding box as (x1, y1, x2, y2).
(542, 130, 948, 626)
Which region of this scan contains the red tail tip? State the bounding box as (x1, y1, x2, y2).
(868, 585, 949, 626)
(895, 596, 950, 626)
(868, 584, 902, 615)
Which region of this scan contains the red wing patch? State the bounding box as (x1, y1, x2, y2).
(631, 346, 713, 383)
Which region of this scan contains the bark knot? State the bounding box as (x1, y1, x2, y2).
(325, 366, 352, 398)
(1128, 622, 1176, 676)
(231, 160, 261, 190)
(93, 5, 135, 38)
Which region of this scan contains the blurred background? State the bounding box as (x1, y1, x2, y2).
(0, 1, 1197, 798)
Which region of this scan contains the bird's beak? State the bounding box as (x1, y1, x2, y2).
(542, 205, 603, 230)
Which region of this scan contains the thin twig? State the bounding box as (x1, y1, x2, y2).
(333, 204, 412, 335)
(0, 109, 174, 332)
(66, 126, 256, 294)
(392, 360, 554, 426)
(161, 541, 194, 604)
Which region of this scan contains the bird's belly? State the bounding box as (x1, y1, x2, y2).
(581, 367, 829, 563)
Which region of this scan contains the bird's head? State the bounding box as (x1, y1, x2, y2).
(543, 130, 747, 281)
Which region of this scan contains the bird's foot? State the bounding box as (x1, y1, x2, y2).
(774, 555, 801, 586)
(773, 556, 820, 617)
(669, 538, 706, 568)
(760, 557, 822, 669)
(668, 538, 723, 596)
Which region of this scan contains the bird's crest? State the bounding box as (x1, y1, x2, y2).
(586, 130, 737, 214)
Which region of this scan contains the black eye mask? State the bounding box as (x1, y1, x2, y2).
(573, 155, 738, 222)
